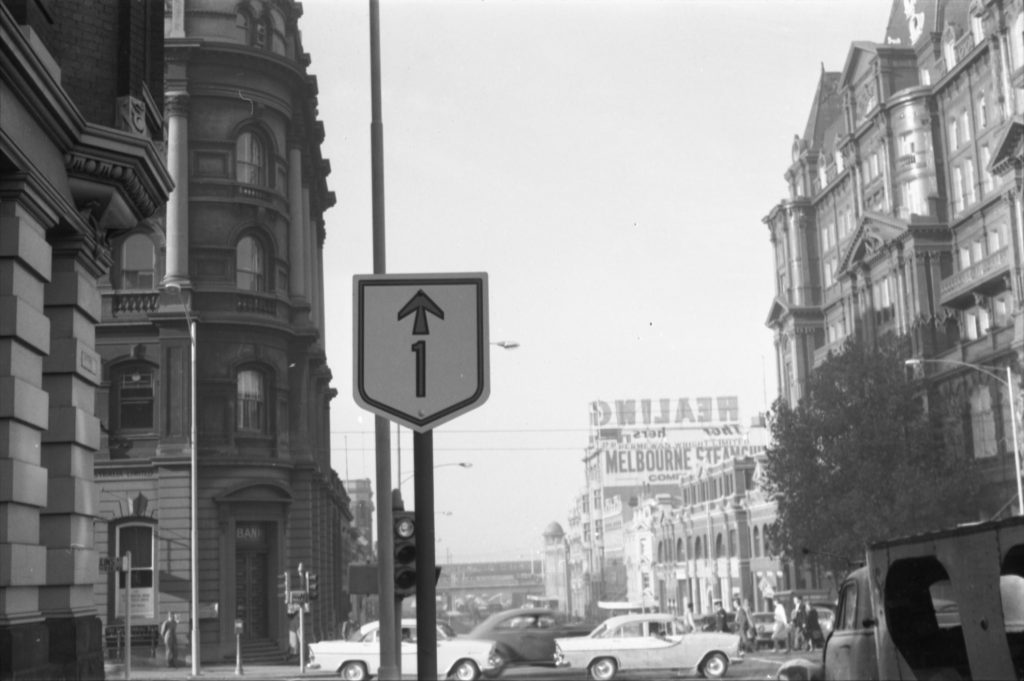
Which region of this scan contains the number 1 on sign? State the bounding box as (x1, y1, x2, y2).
(411, 340, 426, 397)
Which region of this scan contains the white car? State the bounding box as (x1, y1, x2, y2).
(554, 613, 739, 680)
(308, 618, 499, 680)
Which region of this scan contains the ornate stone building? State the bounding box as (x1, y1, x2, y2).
(765, 0, 1024, 518)
(91, 0, 349, 664)
(1, 0, 172, 677)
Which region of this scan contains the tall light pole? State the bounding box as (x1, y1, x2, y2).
(168, 284, 200, 675)
(906, 357, 1023, 515)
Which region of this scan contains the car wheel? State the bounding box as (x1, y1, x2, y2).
(699, 652, 729, 679)
(339, 661, 368, 681)
(588, 657, 618, 681)
(449, 659, 480, 681)
(483, 647, 507, 678)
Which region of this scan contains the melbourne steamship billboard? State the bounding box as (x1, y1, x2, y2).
(588, 397, 767, 489)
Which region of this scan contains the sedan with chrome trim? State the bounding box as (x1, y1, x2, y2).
(553, 613, 739, 680)
(308, 619, 499, 680)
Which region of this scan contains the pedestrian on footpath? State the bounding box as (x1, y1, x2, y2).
(713, 600, 728, 632)
(791, 596, 808, 651)
(159, 611, 179, 667)
(772, 599, 789, 653)
(733, 597, 753, 655)
(682, 602, 697, 633)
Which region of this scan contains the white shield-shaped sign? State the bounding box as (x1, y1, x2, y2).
(353, 273, 490, 432)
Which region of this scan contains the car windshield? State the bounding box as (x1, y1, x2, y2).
(589, 623, 608, 638)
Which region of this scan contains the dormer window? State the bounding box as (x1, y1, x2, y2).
(120, 234, 155, 290)
(943, 26, 958, 69)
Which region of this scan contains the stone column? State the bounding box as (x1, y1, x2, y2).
(164, 91, 190, 287)
(303, 184, 318, 332)
(40, 236, 104, 624)
(316, 222, 326, 347)
(0, 185, 53, 638)
(288, 140, 307, 303)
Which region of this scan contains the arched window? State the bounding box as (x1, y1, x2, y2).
(236, 235, 265, 291)
(236, 6, 269, 48)
(235, 7, 252, 42)
(237, 368, 265, 432)
(676, 538, 684, 562)
(694, 537, 703, 560)
(943, 26, 958, 69)
(121, 234, 155, 289)
(236, 131, 266, 186)
(753, 526, 761, 557)
(111, 364, 155, 432)
(116, 522, 154, 598)
(716, 533, 726, 558)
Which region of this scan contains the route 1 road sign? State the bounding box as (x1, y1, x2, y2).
(354, 273, 490, 432)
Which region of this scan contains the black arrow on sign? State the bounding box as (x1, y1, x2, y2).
(397, 290, 444, 335)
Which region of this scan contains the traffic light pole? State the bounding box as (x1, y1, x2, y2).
(414, 430, 438, 680)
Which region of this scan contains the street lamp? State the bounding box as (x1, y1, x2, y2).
(905, 357, 1023, 515)
(399, 462, 472, 489)
(167, 283, 200, 675)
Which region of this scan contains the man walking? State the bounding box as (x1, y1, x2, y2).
(159, 611, 179, 667)
(733, 597, 753, 655)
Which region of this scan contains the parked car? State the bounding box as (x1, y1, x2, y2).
(554, 612, 739, 680)
(750, 611, 777, 649)
(467, 607, 592, 675)
(308, 618, 498, 680)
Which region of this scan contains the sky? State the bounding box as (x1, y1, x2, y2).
(299, 0, 895, 563)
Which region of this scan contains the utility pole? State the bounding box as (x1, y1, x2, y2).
(369, 1, 398, 678)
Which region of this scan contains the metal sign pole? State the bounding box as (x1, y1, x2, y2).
(124, 552, 132, 681)
(414, 431, 437, 680)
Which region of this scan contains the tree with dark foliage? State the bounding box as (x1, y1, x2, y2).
(762, 339, 982, 576)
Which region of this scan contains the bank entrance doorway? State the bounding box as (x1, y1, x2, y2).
(235, 522, 270, 639)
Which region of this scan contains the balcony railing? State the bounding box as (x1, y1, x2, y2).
(940, 247, 1011, 303)
(236, 293, 277, 316)
(955, 32, 976, 61)
(111, 292, 160, 316)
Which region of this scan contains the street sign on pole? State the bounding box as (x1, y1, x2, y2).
(354, 273, 490, 432)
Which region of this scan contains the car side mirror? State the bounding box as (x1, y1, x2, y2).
(862, 618, 877, 628)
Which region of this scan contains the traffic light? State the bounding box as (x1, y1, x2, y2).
(277, 570, 292, 604)
(393, 511, 417, 597)
(307, 572, 319, 600)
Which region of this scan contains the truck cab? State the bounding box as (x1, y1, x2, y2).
(779, 515, 1024, 680)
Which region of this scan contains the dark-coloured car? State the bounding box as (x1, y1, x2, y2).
(695, 611, 735, 633)
(468, 607, 592, 676)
